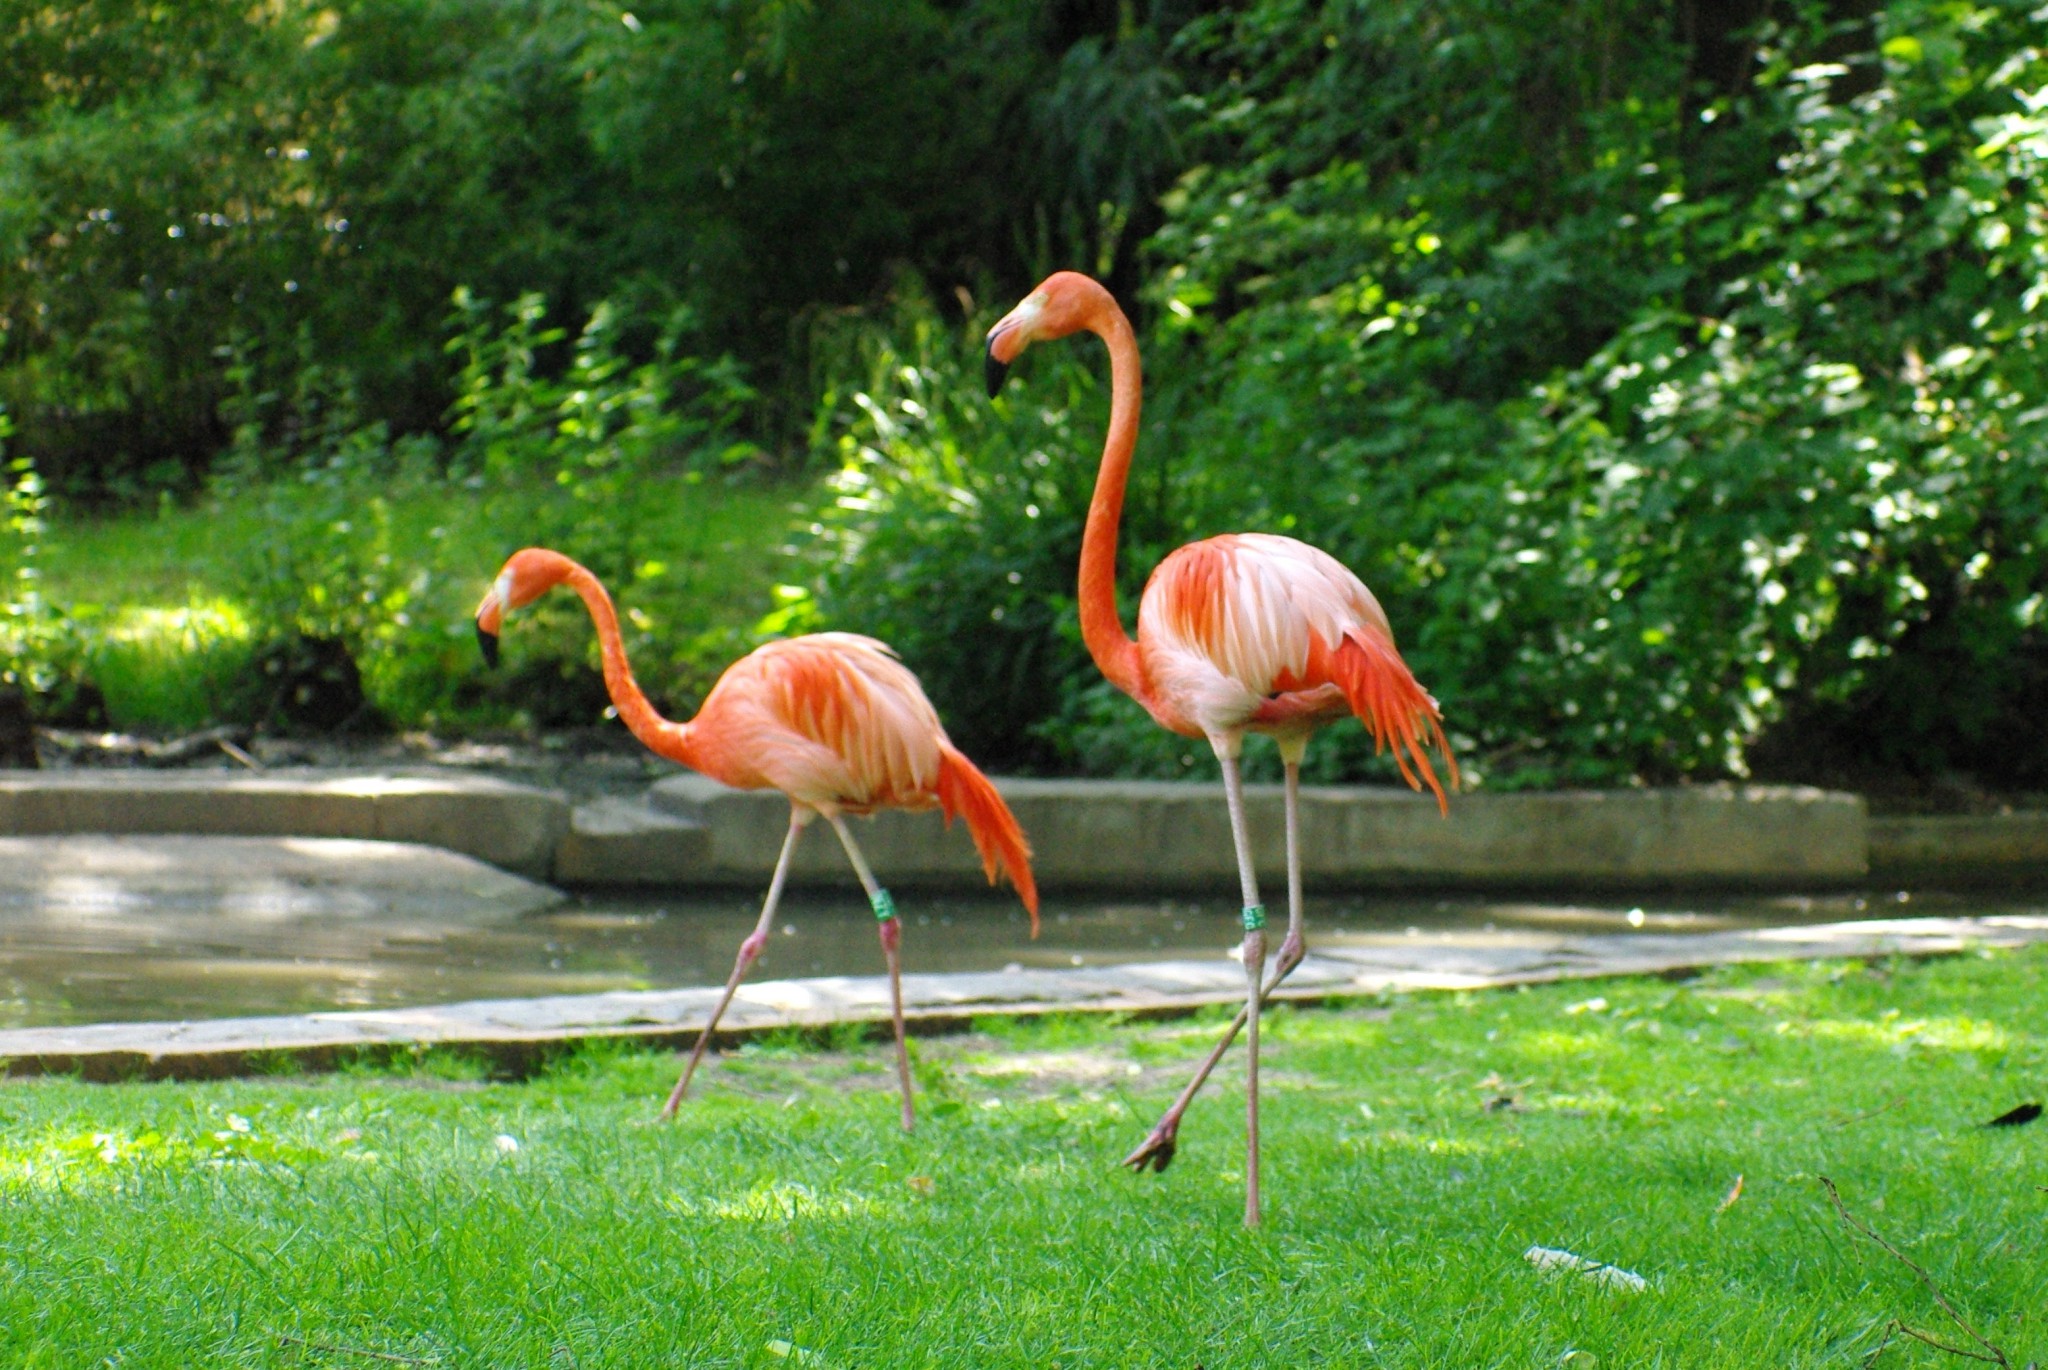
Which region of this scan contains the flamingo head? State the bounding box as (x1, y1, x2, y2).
(474, 547, 572, 667)
(984, 271, 1111, 397)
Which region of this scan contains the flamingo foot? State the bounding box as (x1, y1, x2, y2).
(1122, 1117, 1181, 1173)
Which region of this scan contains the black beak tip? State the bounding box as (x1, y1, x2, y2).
(476, 623, 500, 669)
(984, 348, 1010, 399)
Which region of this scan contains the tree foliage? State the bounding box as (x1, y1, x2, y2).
(0, 0, 1189, 492)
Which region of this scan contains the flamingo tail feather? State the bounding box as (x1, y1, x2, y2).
(936, 745, 1040, 932)
(1313, 626, 1459, 815)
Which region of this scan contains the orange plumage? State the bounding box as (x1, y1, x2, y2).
(935, 744, 1038, 915)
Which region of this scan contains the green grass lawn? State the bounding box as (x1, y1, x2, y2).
(32, 469, 807, 731)
(3, 948, 2044, 1368)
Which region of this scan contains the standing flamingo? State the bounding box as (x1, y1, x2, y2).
(984, 272, 1456, 1225)
(475, 548, 1038, 1131)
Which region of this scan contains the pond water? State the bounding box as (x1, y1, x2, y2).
(4, 883, 2040, 1030)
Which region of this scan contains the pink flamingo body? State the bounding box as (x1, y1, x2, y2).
(987, 272, 1454, 1225)
(678, 631, 1022, 831)
(1129, 533, 1448, 781)
(476, 549, 1036, 1130)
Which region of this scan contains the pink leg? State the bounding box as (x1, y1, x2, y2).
(877, 911, 914, 1133)
(1123, 743, 1269, 1225)
(659, 808, 808, 1121)
(829, 815, 916, 1133)
(1125, 755, 1308, 1208)
(1242, 912, 1266, 1229)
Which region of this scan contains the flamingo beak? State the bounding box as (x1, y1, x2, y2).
(475, 577, 508, 668)
(984, 295, 1041, 397)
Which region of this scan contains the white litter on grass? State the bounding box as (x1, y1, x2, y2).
(1524, 1245, 1647, 1292)
(494, 1134, 520, 1154)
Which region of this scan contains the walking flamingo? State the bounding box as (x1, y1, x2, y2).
(984, 272, 1457, 1225)
(475, 548, 1038, 1131)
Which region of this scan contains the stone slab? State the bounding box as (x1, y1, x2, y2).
(4, 913, 2039, 1081)
(551, 798, 710, 887)
(0, 769, 571, 878)
(0, 834, 563, 948)
(648, 774, 1868, 893)
(0, 835, 564, 917)
(1870, 813, 2048, 885)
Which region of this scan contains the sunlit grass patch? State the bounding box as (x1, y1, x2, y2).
(666, 1179, 888, 1224)
(67, 598, 255, 731)
(1797, 1012, 2016, 1054)
(34, 470, 811, 732)
(0, 1108, 344, 1193)
(1512, 1028, 1612, 1060)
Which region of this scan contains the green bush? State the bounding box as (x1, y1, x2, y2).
(0, 411, 58, 698)
(16, 282, 785, 736)
(444, 288, 756, 585)
(205, 288, 763, 730)
(804, 283, 1167, 771)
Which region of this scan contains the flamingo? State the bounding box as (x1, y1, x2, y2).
(984, 272, 1457, 1225)
(475, 548, 1038, 1131)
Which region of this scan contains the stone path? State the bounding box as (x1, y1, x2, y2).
(4, 913, 2043, 1081)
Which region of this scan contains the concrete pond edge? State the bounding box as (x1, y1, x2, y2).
(11, 766, 2044, 892)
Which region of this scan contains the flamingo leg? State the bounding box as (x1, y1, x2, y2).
(661, 806, 810, 1121)
(827, 814, 916, 1134)
(1221, 748, 1269, 1228)
(1276, 752, 1307, 978)
(1124, 740, 1268, 1226)
(1124, 753, 1309, 1215)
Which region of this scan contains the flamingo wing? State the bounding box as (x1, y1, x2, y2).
(1136, 534, 1454, 808)
(1137, 535, 1385, 721)
(691, 633, 1039, 914)
(693, 633, 946, 812)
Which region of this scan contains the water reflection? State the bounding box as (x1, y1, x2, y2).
(1, 885, 2036, 1029)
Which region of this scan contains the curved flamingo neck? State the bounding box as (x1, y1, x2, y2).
(1079, 298, 1145, 700)
(559, 561, 700, 769)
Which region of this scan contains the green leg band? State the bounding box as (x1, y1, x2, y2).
(1241, 904, 1267, 932)
(871, 889, 898, 923)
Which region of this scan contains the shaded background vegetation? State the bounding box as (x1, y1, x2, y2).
(3, 0, 2046, 794)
